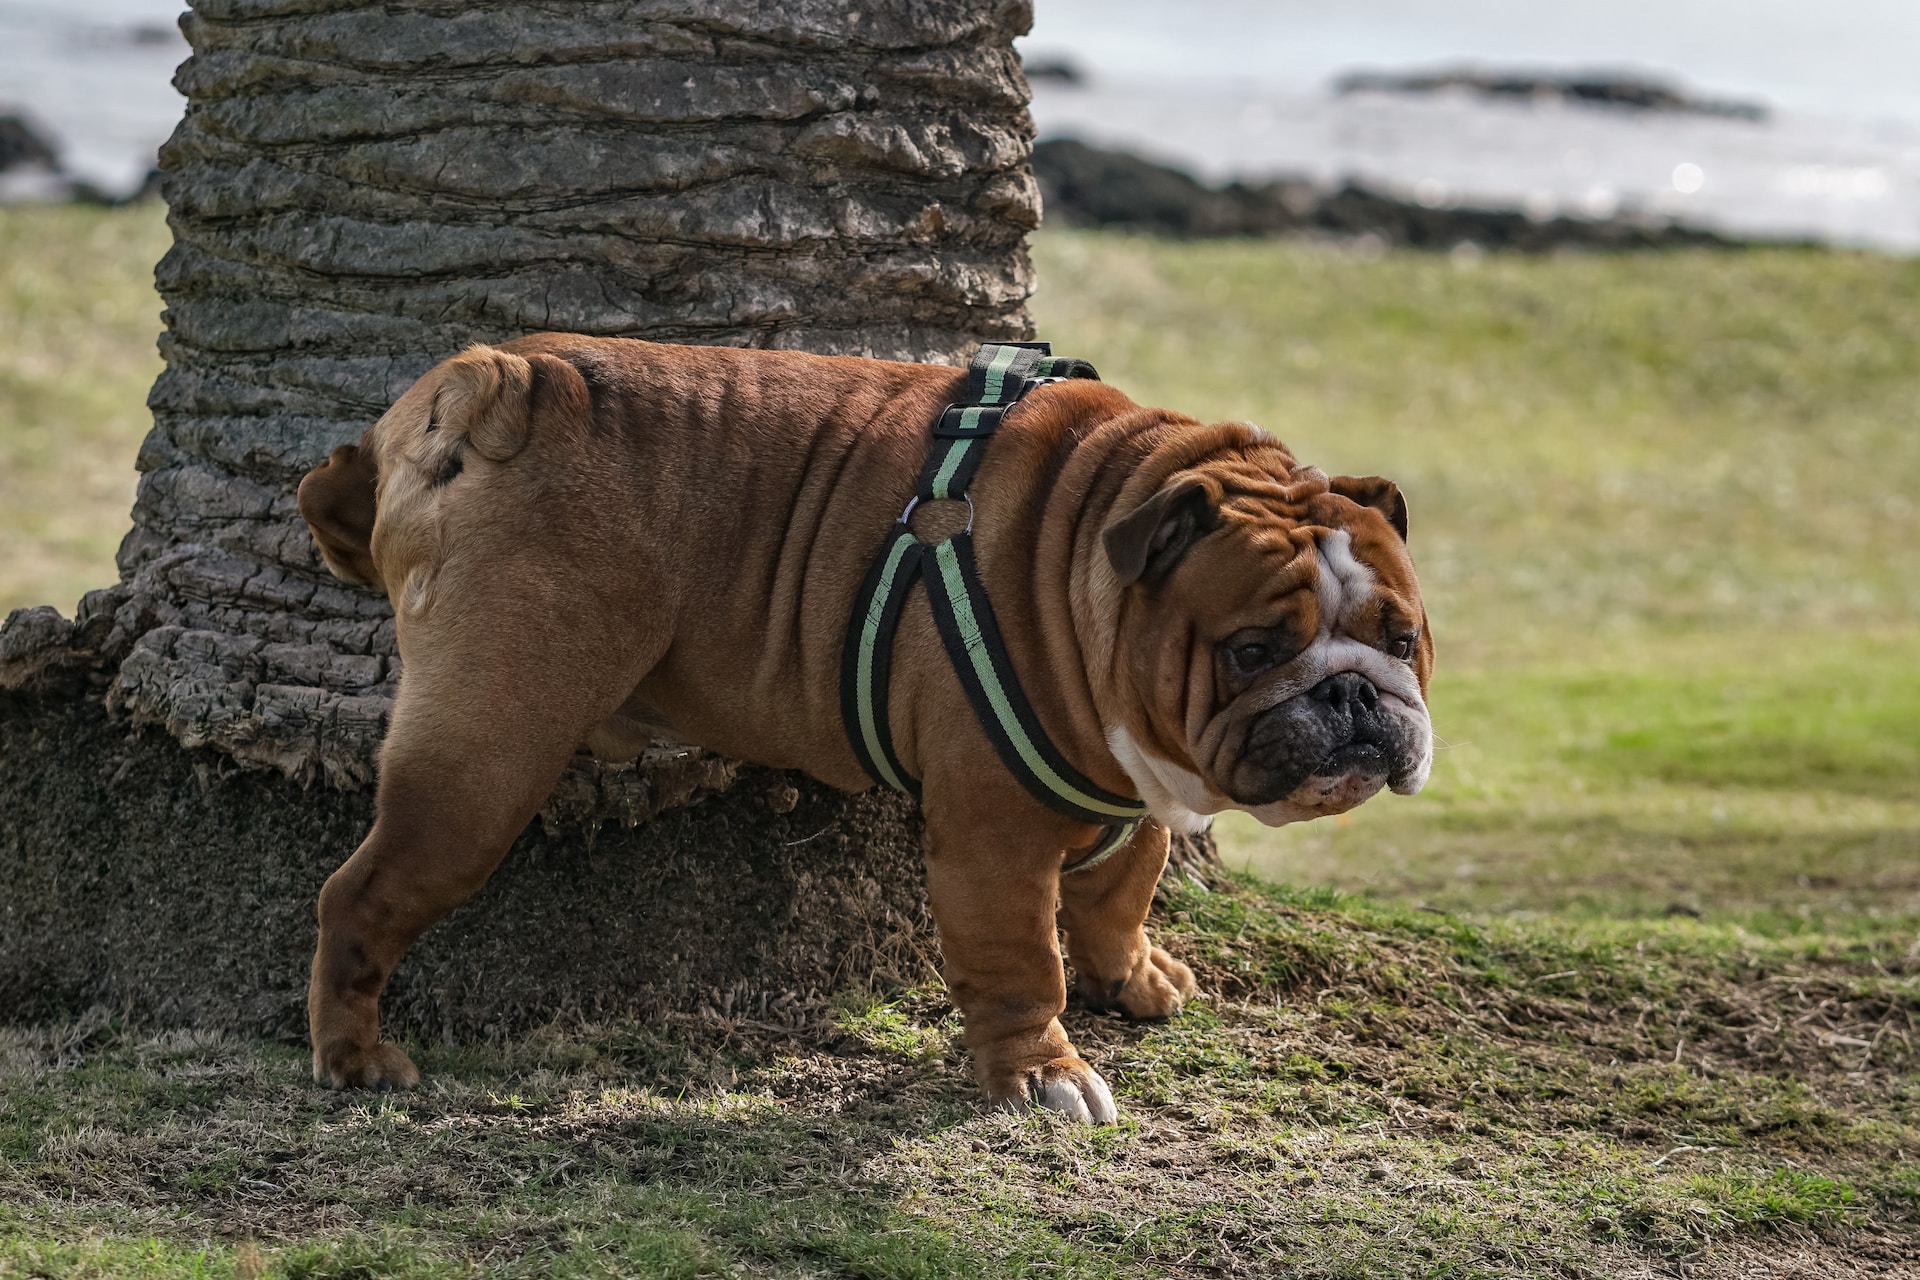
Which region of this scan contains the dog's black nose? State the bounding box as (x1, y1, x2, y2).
(1309, 672, 1378, 714)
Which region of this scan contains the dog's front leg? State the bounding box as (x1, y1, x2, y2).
(1057, 820, 1198, 1020)
(921, 796, 1118, 1123)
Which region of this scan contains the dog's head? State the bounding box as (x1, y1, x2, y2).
(1102, 435, 1433, 830)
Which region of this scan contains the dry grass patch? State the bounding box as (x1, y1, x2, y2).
(3, 882, 1914, 1278)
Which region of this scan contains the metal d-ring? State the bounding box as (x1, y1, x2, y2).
(897, 492, 975, 535)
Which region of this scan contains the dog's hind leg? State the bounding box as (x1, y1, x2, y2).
(1057, 820, 1198, 1021)
(307, 607, 655, 1090)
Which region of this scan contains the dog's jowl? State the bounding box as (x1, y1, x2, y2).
(297, 335, 1433, 1122)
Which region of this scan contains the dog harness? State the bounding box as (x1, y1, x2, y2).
(839, 342, 1147, 873)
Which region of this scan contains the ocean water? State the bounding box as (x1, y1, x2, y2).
(1, 0, 1916, 250)
(0, 0, 186, 195)
(1022, 0, 1920, 122)
(1022, 0, 1920, 251)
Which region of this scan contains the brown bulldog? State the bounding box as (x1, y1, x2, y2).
(297, 334, 1434, 1122)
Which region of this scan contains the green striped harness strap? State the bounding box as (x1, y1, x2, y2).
(838, 342, 1148, 874)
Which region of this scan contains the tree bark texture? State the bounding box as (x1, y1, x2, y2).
(0, 679, 934, 1036)
(97, 0, 1041, 794)
(0, 1, 1228, 1034)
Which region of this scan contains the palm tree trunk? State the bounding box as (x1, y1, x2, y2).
(118, 0, 1041, 788)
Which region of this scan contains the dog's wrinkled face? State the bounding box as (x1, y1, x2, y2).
(1104, 452, 1434, 831)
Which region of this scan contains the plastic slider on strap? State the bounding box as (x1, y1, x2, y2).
(1034, 355, 1100, 381)
(966, 343, 1047, 405)
(932, 403, 1007, 439)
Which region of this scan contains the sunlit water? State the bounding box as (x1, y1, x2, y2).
(1023, 0, 1920, 251)
(1029, 79, 1920, 251)
(0, 0, 185, 196)
(2, 0, 1917, 250)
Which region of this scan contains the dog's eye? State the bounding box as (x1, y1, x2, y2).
(1386, 632, 1418, 661)
(1218, 624, 1307, 690)
(1231, 642, 1273, 672)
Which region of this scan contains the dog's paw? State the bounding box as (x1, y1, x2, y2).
(1081, 945, 1199, 1021)
(313, 1041, 421, 1091)
(993, 1056, 1118, 1125)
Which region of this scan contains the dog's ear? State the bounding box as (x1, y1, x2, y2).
(297, 443, 381, 586)
(1105, 474, 1223, 587)
(431, 347, 589, 462)
(1328, 474, 1408, 542)
(434, 345, 532, 462)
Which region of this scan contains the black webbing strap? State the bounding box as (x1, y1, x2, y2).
(839, 524, 923, 799)
(839, 342, 1146, 873)
(920, 532, 1150, 826)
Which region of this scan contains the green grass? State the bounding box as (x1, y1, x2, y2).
(0, 204, 169, 618)
(1033, 235, 1920, 649)
(1027, 233, 1920, 927)
(4, 215, 1919, 1273)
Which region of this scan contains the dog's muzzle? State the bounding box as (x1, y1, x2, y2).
(1228, 672, 1426, 811)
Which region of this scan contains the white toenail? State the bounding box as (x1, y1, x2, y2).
(1037, 1077, 1093, 1123)
(1083, 1070, 1118, 1124)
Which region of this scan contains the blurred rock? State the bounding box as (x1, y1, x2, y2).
(0, 110, 163, 205)
(1336, 67, 1768, 122)
(76, 21, 186, 49)
(0, 114, 58, 171)
(0, 112, 72, 201)
(1034, 137, 1316, 237)
(1024, 56, 1085, 86)
(1312, 182, 1742, 252)
(1034, 136, 1791, 251)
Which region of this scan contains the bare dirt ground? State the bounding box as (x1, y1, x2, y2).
(4, 881, 1915, 1277)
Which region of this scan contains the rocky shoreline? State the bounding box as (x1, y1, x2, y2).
(1335, 67, 1768, 122)
(3, 108, 1805, 250)
(0, 112, 158, 205)
(1034, 138, 1806, 252)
